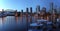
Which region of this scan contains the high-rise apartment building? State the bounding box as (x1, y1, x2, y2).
(49, 2, 54, 14)
(30, 7, 32, 14)
(36, 5, 40, 14)
(26, 8, 29, 13)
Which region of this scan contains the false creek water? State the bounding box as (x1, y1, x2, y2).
(0, 16, 34, 31)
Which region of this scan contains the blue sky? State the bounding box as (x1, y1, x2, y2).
(0, 0, 60, 12)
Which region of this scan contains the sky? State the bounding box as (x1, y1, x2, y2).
(0, 0, 60, 12)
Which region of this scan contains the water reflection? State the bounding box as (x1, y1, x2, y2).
(0, 16, 36, 31)
(15, 16, 18, 23)
(20, 16, 23, 23)
(0, 16, 27, 31)
(0, 18, 3, 25)
(2, 17, 6, 24)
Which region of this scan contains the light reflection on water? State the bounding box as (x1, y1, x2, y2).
(0, 16, 35, 31)
(0, 16, 29, 31)
(0, 18, 2, 25)
(1, 16, 59, 31)
(0, 18, 3, 29)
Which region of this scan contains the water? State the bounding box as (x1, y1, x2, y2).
(0, 16, 31, 31)
(0, 16, 59, 31)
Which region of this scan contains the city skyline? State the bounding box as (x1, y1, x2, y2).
(0, 0, 60, 12)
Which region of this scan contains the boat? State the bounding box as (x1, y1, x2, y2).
(0, 12, 7, 17)
(37, 19, 48, 22)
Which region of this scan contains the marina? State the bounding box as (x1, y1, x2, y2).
(0, 6, 60, 31)
(0, 15, 59, 31)
(0, 0, 60, 31)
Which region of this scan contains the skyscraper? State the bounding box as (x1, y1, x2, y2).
(36, 7, 37, 13)
(52, 9, 57, 14)
(2, 9, 4, 12)
(36, 5, 40, 14)
(21, 10, 23, 13)
(20, 10, 23, 16)
(26, 8, 29, 13)
(49, 2, 54, 14)
(59, 7, 60, 14)
(58, 7, 60, 14)
(42, 7, 46, 12)
(30, 7, 32, 13)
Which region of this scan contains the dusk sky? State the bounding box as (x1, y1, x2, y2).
(0, 0, 60, 12)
